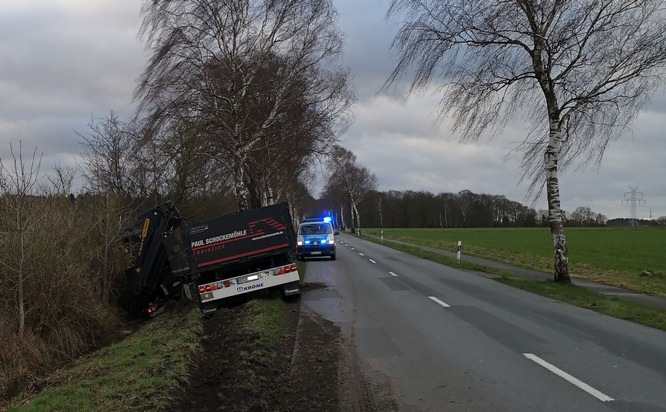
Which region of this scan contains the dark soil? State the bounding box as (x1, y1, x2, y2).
(166, 283, 345, 412)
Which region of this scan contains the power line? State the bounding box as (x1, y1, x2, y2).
(622, 186, 645, 227)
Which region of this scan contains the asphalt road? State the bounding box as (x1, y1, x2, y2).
(302, 233, 666, 412)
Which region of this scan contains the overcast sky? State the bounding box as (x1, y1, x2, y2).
(1, 0, 664, 219)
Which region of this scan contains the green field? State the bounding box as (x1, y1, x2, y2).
(365, 227, 666, 297)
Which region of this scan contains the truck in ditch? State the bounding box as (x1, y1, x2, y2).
(123, 201, 301, 317)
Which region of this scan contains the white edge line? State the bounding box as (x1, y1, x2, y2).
(523, 353, 613, 402)
(388, 272, 398, 277)
(369, 259, 376, 264)
(428, 296, 451, 308)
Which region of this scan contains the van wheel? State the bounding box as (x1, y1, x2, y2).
(330, 254, 336, 261)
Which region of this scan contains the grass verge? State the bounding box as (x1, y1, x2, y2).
(242, 297, 291, 363)
(359, 233, 666, 332)
(364, 228, 666, 297)
(8, 258, 305, 412)
(362, 235, 512, 277)
(497, 276, 666, 332)
(9, 301, 203, 412)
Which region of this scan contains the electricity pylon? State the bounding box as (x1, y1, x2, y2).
(622, 186, 645, 227)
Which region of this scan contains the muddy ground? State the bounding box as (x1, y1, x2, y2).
(167, 283, 398, 412)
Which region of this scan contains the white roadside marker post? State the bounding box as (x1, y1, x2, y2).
(456, 241, 462, 263)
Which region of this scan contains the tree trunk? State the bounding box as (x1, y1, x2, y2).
(377, 198, 383, 228)
(101, 199, 110, 305)
(353, 203, 361, 235)
(545, 124, 570, 283)
(532, 33, 571, 283)
(234, 160, 249, 211)
(17, 208, 26, 339)
(102, 241, 110, 305)
(18, 268, 25, 339)
(265, 185, 274, 206)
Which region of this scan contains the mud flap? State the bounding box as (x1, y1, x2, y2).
(280, 281, 300, 302)
(281, 281, 300, 296)
(200, 301, 218, 317)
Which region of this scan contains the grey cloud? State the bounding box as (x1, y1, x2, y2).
(0, 1, 143, 163)
(1, 0, 664, 220)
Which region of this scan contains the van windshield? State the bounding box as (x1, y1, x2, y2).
(298, 223, 333, 235)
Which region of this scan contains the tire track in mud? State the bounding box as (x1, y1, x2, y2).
(338, 340, 399, 411)
(293, 284, 399, 411)
(168, 282, 399, 412)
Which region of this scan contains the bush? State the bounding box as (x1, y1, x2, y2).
(0, 195, 127, 405)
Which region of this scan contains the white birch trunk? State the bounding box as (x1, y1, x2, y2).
(533, 37, 571, 284)
(234, 159, 249, 211)
(353, 203, 361, 235)
(545, 121, 570, 283)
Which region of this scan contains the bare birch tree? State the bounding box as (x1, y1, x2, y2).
(456, 190, 476, 228)
(385, 0, 666, 282)
(136, 0, 354, 211)
(325, 146, 377, 235)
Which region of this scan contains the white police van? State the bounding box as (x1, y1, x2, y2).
(296, 217, 338, 260)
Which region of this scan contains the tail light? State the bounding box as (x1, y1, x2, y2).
(278, 264, 298, 275)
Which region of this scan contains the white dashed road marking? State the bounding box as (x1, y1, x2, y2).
(388, 272, 398, 277)
(369, 259, 376, 264)
(359, 253, 364, 256)
(428, 296, 451, 308)
(523, 353, 613, 402)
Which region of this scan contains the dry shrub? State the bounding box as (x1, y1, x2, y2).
(0, 288, 119, 404)
(0, 326, 51, 406)
(0, 195, 126, 403)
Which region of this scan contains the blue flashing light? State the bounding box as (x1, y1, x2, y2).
(323, 216, 332, 223)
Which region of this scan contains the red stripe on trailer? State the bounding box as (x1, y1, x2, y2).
(196, 243, 290, 268)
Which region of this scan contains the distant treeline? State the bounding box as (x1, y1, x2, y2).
(606, 218, 666, 227)
(316, 189, 666, 229)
